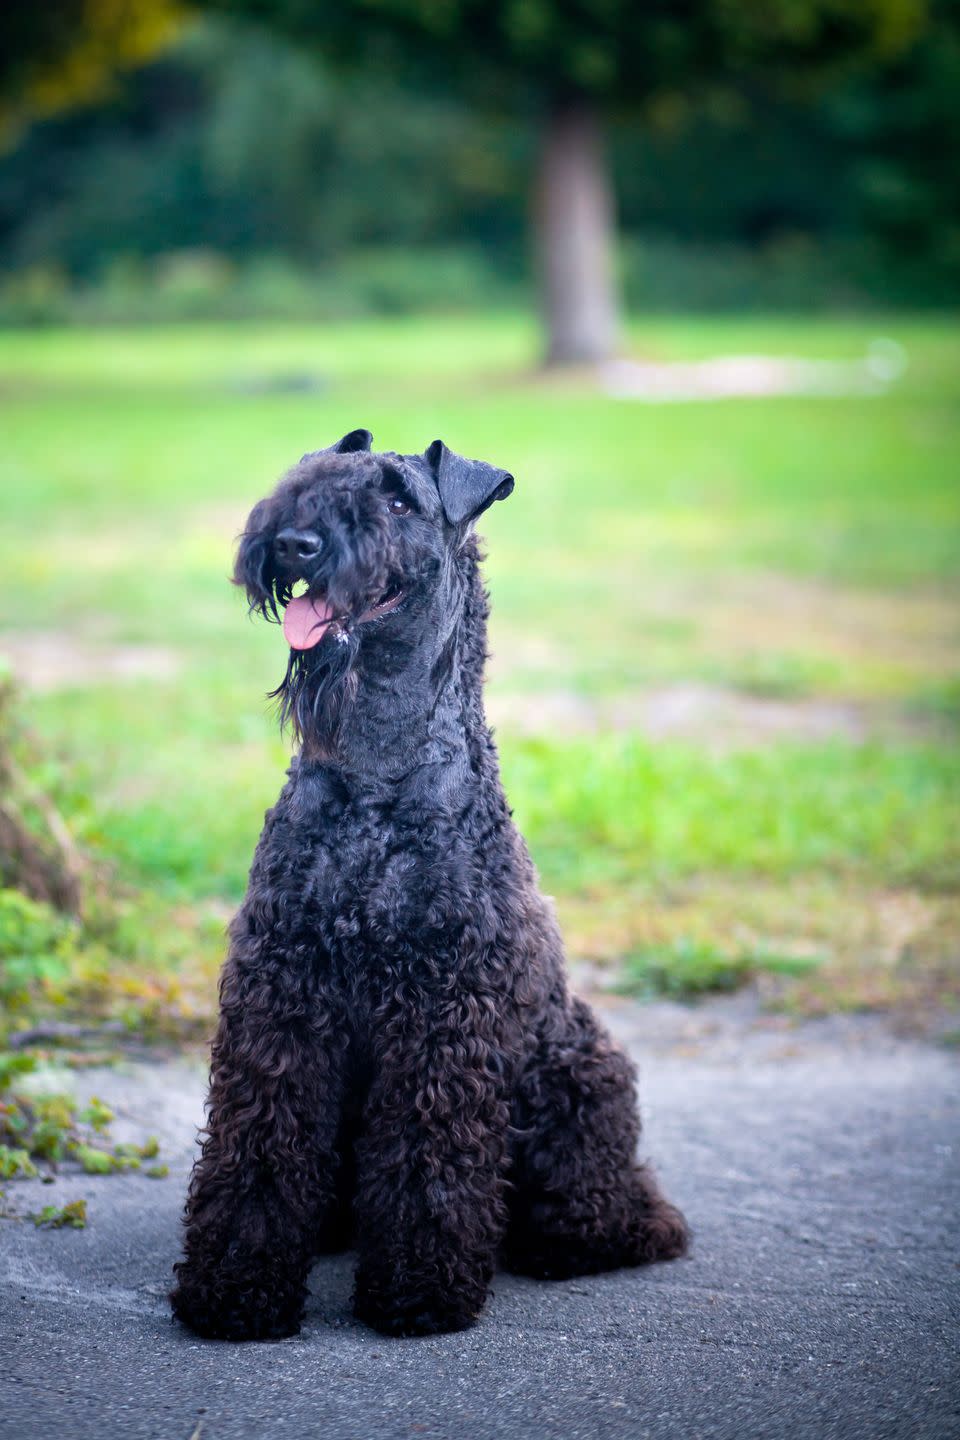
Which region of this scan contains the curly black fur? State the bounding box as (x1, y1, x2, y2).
(170, 432, 688, 1341)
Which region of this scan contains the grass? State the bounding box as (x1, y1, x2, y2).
(0, 312, 958, 1026)
(615, 938, 823, 1000)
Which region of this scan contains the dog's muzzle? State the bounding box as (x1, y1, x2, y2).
(273, 528, 322, 576)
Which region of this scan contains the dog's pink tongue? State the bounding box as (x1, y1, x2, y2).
(283, 594, 336, 650)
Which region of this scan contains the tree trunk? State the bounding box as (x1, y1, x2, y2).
(534, 98, 620, 366)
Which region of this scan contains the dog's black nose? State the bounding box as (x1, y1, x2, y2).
(274, 528, 321, 565)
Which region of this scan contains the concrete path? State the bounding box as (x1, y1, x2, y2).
(1, 1002, 957, 1440)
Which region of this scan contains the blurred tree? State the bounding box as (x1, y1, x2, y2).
(188, 0, 926, 362)
(2, 0, 182, 137)
(0, 21, 528, 279)
(3, 5, 955, 322)
(831, 0, 960, 280)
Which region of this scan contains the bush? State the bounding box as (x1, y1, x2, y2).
(2, 231, 954, 329)
(616, 937, 821, 1000)
(619, 234, 958, 313)
(0, 888, 76, 1013)
(0, 246, 522, 327)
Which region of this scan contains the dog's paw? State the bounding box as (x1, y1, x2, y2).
(356, 1300, 481, 1338)
(353, 1278, 483, 1338)
(634, 1200, 690, 1263)
(504, 1200, 690, 1280)
(171, 1267, 304, 1342)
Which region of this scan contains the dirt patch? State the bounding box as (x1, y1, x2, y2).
(601, 341, 907, 402)
(490, 572, 959, 706)
(695, 572, 960, 677)
(561, 878, 959, 1039)
(1, 633, 181, 692)
(487, 681, 926, 744)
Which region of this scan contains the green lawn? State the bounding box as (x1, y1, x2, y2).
(1, 313, 958, 1030)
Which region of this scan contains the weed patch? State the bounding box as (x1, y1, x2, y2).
(0, 1050, 166, 1224)
(615, 937, 821, 999)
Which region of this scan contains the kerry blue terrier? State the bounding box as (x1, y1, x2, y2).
(170, 429, 688, 1340)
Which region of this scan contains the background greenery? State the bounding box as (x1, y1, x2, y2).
(1, 7, 959, 321)
(1, 1, 958, 1041)
(1, 314, 957, 1034)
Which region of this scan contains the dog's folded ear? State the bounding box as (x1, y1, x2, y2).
(301, 429, 373, 462)
(426, 440, 515, 526)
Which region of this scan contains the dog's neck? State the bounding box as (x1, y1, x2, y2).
(298, 552, 492, 792)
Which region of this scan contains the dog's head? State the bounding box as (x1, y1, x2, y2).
(234, 430, 514, 754)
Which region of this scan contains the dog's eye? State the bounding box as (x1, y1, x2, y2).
(387, 496, 411, 517)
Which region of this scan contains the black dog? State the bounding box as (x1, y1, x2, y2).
(171, 430, 688, 1340)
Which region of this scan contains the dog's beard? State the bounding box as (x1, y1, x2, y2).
(269, 629, 361, 757)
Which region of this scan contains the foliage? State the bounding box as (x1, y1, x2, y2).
(0, 249, 521, 327)
(29, 1198, 87, 1227)
(1, 237, 955, 330)
(0, 9, 957, 307)
(0, 684, 220, 1044)
(0, 1145, 38, 1179)
(0, 889, 76, 1012)
(828, 0, 960, 275)
(194, 0, 926, 107)
(0, 1052, 165, 1223)
(0, 882, 220, 1045)
(616, 938, 821, 1000)
(0, 19, 527, 278)
(0, 674, 83, 911)
(2, 0, 182, 137)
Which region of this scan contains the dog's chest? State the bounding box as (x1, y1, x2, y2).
(278, 779, 490, 960)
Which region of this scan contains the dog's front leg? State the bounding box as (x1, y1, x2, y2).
(352, 991, 511, 1337)
(171, 937, 347, 1341)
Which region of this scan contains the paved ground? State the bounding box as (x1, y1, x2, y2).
(1, 1000, 957, 1440)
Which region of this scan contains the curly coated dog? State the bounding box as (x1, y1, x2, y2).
(170, 429, 688, 1340)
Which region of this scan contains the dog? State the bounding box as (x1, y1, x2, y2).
(170, 429, 688, 1340)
